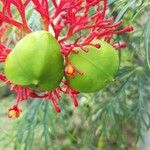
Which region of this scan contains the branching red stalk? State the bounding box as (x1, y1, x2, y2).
(0, 0, 133, 117)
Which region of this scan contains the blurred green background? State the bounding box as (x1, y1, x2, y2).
(0, 0, 150, 150)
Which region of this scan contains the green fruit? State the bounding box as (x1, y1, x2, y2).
(4, 31, 64, 91)
(65, 40, 119, 93)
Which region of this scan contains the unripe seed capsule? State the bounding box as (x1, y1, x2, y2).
(5, 31, 64, 91)
(65, 40, 119, 93)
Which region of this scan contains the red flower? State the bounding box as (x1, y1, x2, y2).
(8, 104, 22, 118)
(65, 64, 75, 78)
(0, 0, 133, 117)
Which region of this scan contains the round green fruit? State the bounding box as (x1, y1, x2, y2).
(4, 31, 64, 91)
(65, 40, 119, 93)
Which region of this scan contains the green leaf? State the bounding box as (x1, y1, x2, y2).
(144, 18, 150, 70)
(108, 0, 117, 5)
(115, 0, 136, 22)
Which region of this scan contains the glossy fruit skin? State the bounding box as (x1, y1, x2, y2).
(66, 40, 119, 93)
(5, 31, 64, 91)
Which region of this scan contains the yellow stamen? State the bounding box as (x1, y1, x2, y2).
(8, 110, 17, 118)
(66, 65, 74, 74)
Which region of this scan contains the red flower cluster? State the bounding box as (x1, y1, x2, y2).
(0, 0, 133, 118)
